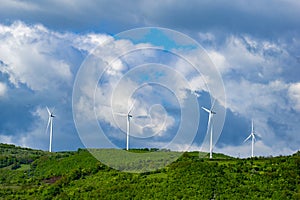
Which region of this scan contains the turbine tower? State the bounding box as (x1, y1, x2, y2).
(126, 111, 133, 151)
(202, 99, 216, 159)
(244, 120, 256, 157)
(46, 107, 55, 152)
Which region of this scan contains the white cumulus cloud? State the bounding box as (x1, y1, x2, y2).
(0, 82, 7, 97)
(288, 82, 300, 112)
(0, 21, 73, 91)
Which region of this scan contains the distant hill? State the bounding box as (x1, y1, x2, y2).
(0, 143, 299, 199)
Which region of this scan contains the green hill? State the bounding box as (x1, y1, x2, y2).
(0, 143, 299, 199)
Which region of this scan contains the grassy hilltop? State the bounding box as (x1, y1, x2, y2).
(0, 143, 299, 199)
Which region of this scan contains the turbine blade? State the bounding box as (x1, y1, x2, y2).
(201, 107, 210, 113)
(45, 117, 51, 134)
(206, 114, 212, 136)
(252, 120, 254, 133)
(128, 99, 136, 114)
(114, 112, 128, 117)
(243, 134, 252, 143)
(51, 108, 55, 117)
(134, 115, 149, 118)
(46, 106, 51, 115)
(211, 98, 216, 110)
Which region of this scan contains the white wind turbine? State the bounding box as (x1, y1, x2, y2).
(202, 99, 216, 159)
(244, 120, 256, 158)
(114, 101, 136, 151)
(46, 107, 55, 152)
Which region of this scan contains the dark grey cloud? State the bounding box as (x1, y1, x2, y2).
(0, 0, 299, 37)
(142, 1, 300, 37)
(0, 0, 141, 33)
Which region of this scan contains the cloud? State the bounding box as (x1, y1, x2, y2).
(288, 82, 300, 111)
(0, 0, 142, 32)
(203, 33, 300, 154)
(0, 21, 74, 91)
(0, 0, 299, 37)
(225, 79, 289, 115)
(0, 0, 39, 12)
(75, 50, 184, 144)
(141, 0, 300, 36)
(0, 134, 13, 144)
(72, 29, 220, 150)
(0, 19, 299, 157)
(202, 35, 288, 80)
(0, 82, 7, 97)
(0, 22, 112, 150)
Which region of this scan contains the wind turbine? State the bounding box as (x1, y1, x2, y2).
(114, 101, 136, 151)
(202, 99, 216, 159)
(46, 107, 55, 152)
(244, 120, 256, 158)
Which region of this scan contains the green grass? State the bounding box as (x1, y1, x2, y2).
(16, 164, 31, 171)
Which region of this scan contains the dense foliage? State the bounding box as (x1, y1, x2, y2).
(0, 143, 299, 199)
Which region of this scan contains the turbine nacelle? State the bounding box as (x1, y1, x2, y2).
(47, 107, 55, 117)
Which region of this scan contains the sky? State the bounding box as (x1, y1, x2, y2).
(0, 0, 300, 158)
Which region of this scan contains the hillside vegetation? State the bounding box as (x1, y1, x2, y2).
(0, 143, 299, 199)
